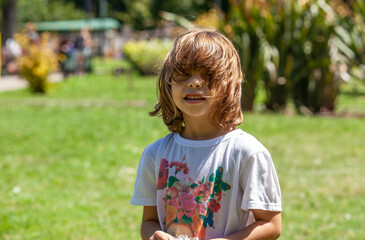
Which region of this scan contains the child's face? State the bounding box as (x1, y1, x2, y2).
(171, 70, 213, 121)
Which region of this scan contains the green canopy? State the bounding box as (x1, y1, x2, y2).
(34, 18, 120, 32)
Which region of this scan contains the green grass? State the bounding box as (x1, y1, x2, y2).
(1, 64, 364, 239)
(337, 81, 365, 114)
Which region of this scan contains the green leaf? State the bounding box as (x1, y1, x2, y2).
(181, 215, 193, 223)
(335, 26, 352, 45)
(334, 38, 356, 59)
(190, 183, 198, 189)
(209, 173, 215, 183)
(195, 195, 204, 203)
(168, 176, 179, 187)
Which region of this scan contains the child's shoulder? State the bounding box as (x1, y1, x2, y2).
(143, 132, 175, 154)
(230, 129, 269, 156)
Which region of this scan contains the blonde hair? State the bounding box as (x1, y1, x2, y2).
(150, 28, 244, 133)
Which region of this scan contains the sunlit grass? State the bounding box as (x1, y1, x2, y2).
(244, 114, 364, 240)
(337, 81, 365, 114)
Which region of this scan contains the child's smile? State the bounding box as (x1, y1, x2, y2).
(171, 71, 212, 120)
(184, 93, 208, 104)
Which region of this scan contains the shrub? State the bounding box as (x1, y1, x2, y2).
(334, 0, 365, 85)
(15, 32, 59, 93)
(193, 8, 221, 29)
(122, 38, 173, 75)
(221, 0, 356, 113)
(220, 1, 266, 111)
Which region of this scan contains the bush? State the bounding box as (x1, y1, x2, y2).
(122, 38, 173, 75)
(221, 0, 361, 113)
(14, 32, 58, 93)
(335, 0, 365, 85)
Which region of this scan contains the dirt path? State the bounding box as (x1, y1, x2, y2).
(0, 72, 63, 92)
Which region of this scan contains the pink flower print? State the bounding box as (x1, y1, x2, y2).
(179, 192, 197, 211)
(170, 161, 189, 174)
(166, 187, 179, 199)
(175, 162, 183, 171)
(173, 181, 182, 192)
(169, 197, 180, 209)
(198, 203, 207, 216)
(157, 159, 169, 190)
(193, 183, 211, 201)
(184, 177, 194, 188)
(169, 161, 175, 168)
(208, 199, 221, 213)
(179, 192, 197, 217)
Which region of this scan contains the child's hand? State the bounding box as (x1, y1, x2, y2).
(150, 230, 174, 240)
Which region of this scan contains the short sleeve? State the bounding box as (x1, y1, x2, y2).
(240, 151, 282, 212)
(130, 147, 157, 206)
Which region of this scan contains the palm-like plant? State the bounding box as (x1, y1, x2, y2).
(222, 0, 266, 111)
(222, 0, 345, 113)
(334, 0, 365, 85)
(288, 0, 339, 113)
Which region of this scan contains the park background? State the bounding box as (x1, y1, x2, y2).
(0, 0, 364, 239)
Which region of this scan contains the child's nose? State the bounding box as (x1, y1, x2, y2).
(187, 74, 203, 88)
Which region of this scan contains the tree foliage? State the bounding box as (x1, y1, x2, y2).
(221, 0, 352, 113)
(1, 0, 86, 42)
(1, 0, 225, 33)
(111, 0, 219, 30)
(17, 0, 85, 24)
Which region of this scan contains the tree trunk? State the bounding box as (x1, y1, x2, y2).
(265, 84, 288, 112)
(2, 0, 18, 45)
(241, 78, 256, 112)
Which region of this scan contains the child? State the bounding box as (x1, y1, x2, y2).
(130, 28, 282, 240)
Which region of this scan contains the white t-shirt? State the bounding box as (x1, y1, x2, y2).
(130, 129, 281, 239)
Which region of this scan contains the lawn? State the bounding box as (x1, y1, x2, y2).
(0, 61, 364, 240)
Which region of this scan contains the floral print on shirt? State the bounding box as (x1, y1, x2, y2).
(157, 156, 231, 240)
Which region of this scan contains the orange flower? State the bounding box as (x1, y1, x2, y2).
(191, 212, 204, 238)
(166, 205, 177, 225)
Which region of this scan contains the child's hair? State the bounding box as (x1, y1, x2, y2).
(150, 28, 244, 133)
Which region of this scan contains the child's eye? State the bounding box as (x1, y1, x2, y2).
(173, 72, 190, 82)
(180, 72, 190, 77)
(200, 69, 213, 80)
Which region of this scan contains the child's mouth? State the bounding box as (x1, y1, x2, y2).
(184, 95, 207, 104)
(184, 96, 205, 100)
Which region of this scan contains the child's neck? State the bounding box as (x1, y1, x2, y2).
(180, 117, 234, 140)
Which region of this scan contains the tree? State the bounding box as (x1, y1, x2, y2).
(1, 0, 17, 45)
(17, 0, 85, 23)
(108, 0, 222, 30)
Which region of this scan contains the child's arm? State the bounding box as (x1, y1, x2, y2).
(212, 210, 281, 240)
(141, 206, 175, 240)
